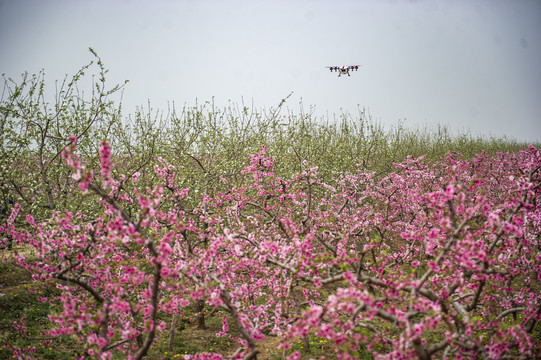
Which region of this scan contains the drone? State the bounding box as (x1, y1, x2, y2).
(326, 65, 361, 77)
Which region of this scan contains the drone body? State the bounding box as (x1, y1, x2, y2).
(326, 65, 361, 77)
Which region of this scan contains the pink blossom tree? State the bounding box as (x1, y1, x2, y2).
(3, 141, 540, 359)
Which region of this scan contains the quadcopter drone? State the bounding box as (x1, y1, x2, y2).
(326, 65, 361, 77)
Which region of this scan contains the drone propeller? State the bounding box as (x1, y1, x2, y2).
(326, 65, 361, 70)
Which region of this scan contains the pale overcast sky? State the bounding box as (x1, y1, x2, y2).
(1, 0, 540, 142)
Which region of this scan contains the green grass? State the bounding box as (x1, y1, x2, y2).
(282, 335, 334, 359)
(0, 264, 79, 360)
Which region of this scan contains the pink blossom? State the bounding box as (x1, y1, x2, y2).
(99, 140, 112, 180)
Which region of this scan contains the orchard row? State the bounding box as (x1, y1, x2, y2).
(3, 139, 540, 359)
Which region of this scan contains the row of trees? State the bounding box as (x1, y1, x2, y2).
(4, 140, 540, 359)
(2, 51, 539, 359)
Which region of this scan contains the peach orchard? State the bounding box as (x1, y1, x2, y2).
(2, 138, 540, 359)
